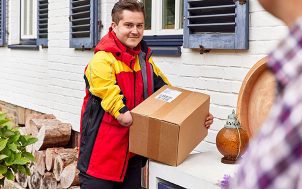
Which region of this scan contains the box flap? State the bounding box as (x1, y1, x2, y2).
(131, 85, 170, 116)
(151, 89, 210, 125)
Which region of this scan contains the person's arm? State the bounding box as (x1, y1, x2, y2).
(229, 94, 302, 189)
(85, 51, 128, 122)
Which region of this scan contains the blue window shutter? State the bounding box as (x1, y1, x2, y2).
(183, 0, 249, 50)
(37, 0, 48, 46)
(143, 35, 183, 56)
(0, 0, 6, 46)
(70, 0, 98, 49)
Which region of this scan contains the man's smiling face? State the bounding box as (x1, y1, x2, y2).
(112, 10, 144, 49)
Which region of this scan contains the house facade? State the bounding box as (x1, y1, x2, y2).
(0, 0, 287, 187)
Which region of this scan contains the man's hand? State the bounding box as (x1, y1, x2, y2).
(117, 111, 133, 126)
(205, 113, 214, 129)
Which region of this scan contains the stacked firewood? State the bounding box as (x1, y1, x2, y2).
(12, 114, 80, 189)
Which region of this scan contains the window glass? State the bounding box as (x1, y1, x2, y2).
(29, 0, 33, 35)
(162, 0, 175, 29)
(21, 0, 36, 38)
(143, 0, 151, 30)
(179, 0, 183, 29)
(23, 0, 28, 35)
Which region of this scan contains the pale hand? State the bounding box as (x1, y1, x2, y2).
(117, 111, 133, 126)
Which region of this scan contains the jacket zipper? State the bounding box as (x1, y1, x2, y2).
(133, 70, 136, 107)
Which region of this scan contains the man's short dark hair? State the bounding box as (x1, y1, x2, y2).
(111, 0, 145, 24)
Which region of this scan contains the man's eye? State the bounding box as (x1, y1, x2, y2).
(137, 25, 143, 29)
(126, 24, 133, 28)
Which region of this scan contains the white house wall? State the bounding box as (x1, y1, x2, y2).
(0, 0, 287, 148)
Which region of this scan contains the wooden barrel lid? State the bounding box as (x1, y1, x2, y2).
(237, 57, 277, 138)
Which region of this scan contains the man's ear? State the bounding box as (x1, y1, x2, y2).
(111, 22, 117, 32)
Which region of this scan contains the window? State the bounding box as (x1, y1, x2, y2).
(183, 0, 249, 50)
(142, 0, 184, 56)
(8, 0, 48, 49)
(21, 0, 37, 40)
(37, 0, 48, 46)
(0, 0, 6, 46)
(69, 0, 98, 49)
(142, 0, 183, 35)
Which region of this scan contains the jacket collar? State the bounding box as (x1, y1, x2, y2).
(94, 28, 141, 68)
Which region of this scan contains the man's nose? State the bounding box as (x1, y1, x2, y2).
(131, 26, 139, 34)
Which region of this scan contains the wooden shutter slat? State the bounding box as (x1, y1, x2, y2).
(188, 0, 233, 6)
(38, 18, 48, 22)
(39, 13, 48, 17)
(188, 13, 235, 24)
(188, 23, 235, 33)
(71, 17, 90, 23)
(72, 31, 90, 34)
(188, 5, 235, 15)
(71, 11, 90, 17)
(72, 0, 90, 7)
(72, 4, 90, 11)
(72, 24, 90, 28)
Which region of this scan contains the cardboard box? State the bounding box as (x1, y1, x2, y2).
(129, 85, 210, 166)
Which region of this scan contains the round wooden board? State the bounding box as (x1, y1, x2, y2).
(237, 57, 276, 138)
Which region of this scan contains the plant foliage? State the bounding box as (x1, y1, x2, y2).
(0, 112, 37, 185)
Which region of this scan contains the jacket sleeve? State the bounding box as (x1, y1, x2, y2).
(85, 51, 126, 118)
(149, 56, 171, 91)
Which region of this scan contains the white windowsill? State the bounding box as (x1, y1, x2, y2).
(148, 142, 238, 189)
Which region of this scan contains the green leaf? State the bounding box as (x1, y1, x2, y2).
(8, 133, 20, 143)
(0, 119, 10, 126)
(0, 155, 8, 161)
(17, 165, 26, 174)
(22, 152, 35, 162)
(0, 165, 7, 174)
(0, 139, 8, 151)
(0, 121, 12, 129)
(2, 148, 11, 157)
(13, 157, 30, 165)
(8, 143, 18, 152)
(3, 130, 15, 137)
(4, 169, 14, 180)
(24, 136, 38, 146)
(19, 136, 27, 146)
(4, 152, 14, 166)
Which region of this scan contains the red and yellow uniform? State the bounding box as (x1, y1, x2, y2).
(77, 30, 170, 182)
